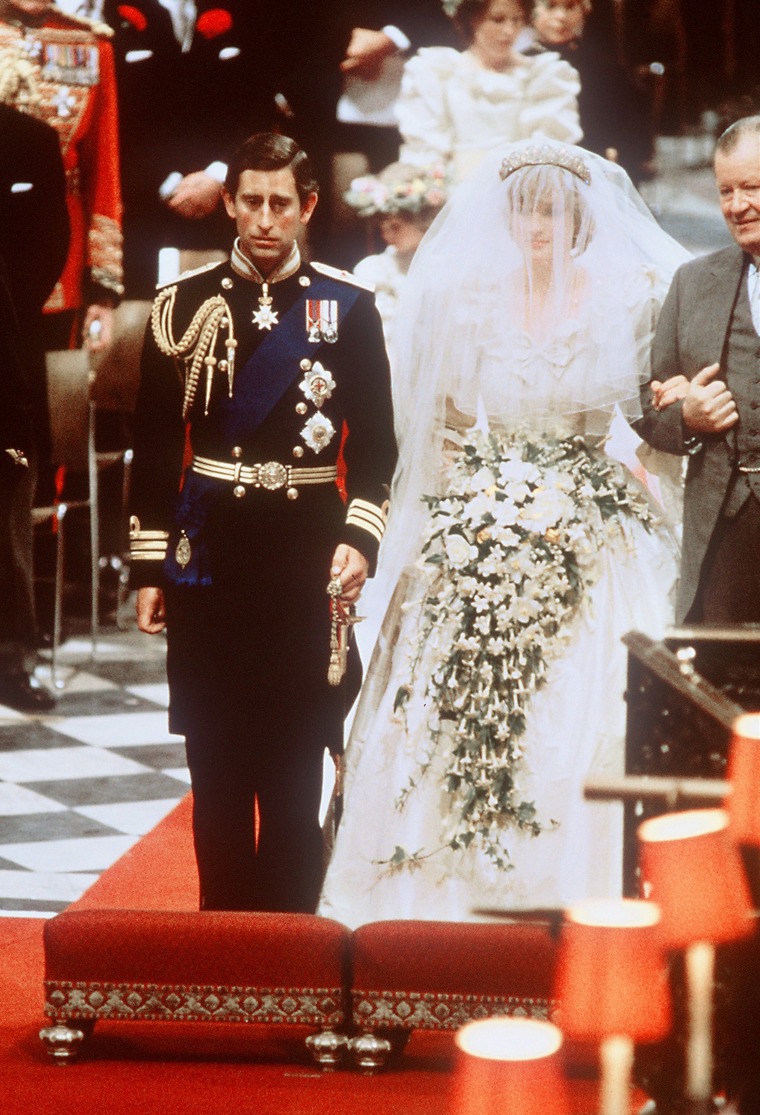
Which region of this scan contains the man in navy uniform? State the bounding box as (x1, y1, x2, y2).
(130, 133, 397, 912)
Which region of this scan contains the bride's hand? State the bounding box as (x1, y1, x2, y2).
(650, 375, 689, 410)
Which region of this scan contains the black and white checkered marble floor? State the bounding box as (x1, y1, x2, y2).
(0, 625, 188, 919)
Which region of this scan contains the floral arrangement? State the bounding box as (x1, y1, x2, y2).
(343, 164, 449, 219)
(392, 429, 657, 870)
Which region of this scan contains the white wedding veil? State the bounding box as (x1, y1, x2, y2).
(368, 140, 690, 614)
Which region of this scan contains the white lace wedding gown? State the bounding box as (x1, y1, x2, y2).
(318, 307, 679, 929)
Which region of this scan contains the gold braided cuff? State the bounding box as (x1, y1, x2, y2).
(129, 515, 169, 562)
(345, 498, 388, 545)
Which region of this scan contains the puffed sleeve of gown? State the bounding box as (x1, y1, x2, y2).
(519, 52, 582, 144)
(395, 47, 460, 168)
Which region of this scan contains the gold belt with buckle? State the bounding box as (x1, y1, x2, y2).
(192, 455, 337, 499)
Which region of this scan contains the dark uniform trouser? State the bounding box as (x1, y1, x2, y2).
(0, 451, 37, 674)
(184, 700, 327, 913)
(691, 495, 760, 624)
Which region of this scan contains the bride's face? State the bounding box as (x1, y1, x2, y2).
(512, 199, 574, 266)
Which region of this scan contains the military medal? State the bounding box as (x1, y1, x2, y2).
(306, 299, 338, 343)
(42, 41, 100, 86)
(299, 361, 335, 409)
(52, 85, 76, 118)
(252, 282, 279, 330)
(300, 413, 336, 454)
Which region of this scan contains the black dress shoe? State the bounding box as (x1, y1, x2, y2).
(0, 672, 56, 713)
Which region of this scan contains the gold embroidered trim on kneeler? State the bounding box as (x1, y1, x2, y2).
(352, 989, 559, 1031)
(44, 980, 346, 1027)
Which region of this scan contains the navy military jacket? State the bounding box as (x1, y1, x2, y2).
(129, 253, 397, 727)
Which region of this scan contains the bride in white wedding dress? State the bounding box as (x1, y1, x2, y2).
(318, 141, 690, 928)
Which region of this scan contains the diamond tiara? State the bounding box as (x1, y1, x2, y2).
(499, 145, 592, 185)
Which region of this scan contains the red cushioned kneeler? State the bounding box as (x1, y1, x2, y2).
(42, 909, 350, 1057)
(351, 919, 559, 1033)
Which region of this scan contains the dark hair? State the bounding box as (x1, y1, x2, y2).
(224, 133, 319, 204)
(715, 115, 760, 157)
(452, 0, 531, 43)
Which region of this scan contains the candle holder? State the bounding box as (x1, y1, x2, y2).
(554, 898, 671, 1115)
(721, 715, 760, 1114)
(638, 808, 753, 1114)
(727, 712, 760, 906)
(449, 1017, 569, 1115)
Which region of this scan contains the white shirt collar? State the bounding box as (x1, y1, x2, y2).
(230, 239, 301, 284)
(158, 0, 196, 51)
(746, 257, 760, 335)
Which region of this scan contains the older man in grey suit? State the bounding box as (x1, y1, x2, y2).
(637, 115, 760, 625)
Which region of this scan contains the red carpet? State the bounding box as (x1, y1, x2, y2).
(0, 795, 460, 1115)
(2, 797, 610, 1114)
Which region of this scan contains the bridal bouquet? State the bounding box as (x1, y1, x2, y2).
(393, 429, 657, 869)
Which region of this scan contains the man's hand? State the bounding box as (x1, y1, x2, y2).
(165, 171, 222, 220)
(340, 28, 397, 79)
(330, 544, 369, 604)
(682, 363, 739, 433)
(650, 374, 689, 410)
(136, 586, 167, 634)
(82, 304, 114, 352)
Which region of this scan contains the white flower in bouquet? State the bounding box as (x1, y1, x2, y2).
(443, 532, 477, 567)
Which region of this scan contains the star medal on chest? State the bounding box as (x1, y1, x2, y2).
(299, 360, 335, 409)
(252, 282, 279, 331)
(307, 299, 338, 343)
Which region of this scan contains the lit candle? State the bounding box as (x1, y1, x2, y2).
(600, 1034, 634, 1115)
(685, 940, 714, 1102)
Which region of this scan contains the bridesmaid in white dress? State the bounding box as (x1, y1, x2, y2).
(344, 163, 450, 365)
(396, 0, 582, 183)
(318, 141, 690, 928)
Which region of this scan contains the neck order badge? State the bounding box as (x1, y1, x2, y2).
(253, 282, 278, 331)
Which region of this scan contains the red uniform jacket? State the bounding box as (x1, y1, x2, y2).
(0, 9, 123, 312)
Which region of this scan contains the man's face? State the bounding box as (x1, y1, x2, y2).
(222, 168, 317, 276)
(716, 132, 760, 257)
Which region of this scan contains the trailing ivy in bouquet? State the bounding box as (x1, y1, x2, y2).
(393, 428, 658, 869)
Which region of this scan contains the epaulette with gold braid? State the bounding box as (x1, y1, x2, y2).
(151, 285, 237, 420)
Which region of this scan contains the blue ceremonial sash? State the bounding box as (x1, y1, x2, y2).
(220, 274, 361, 445)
